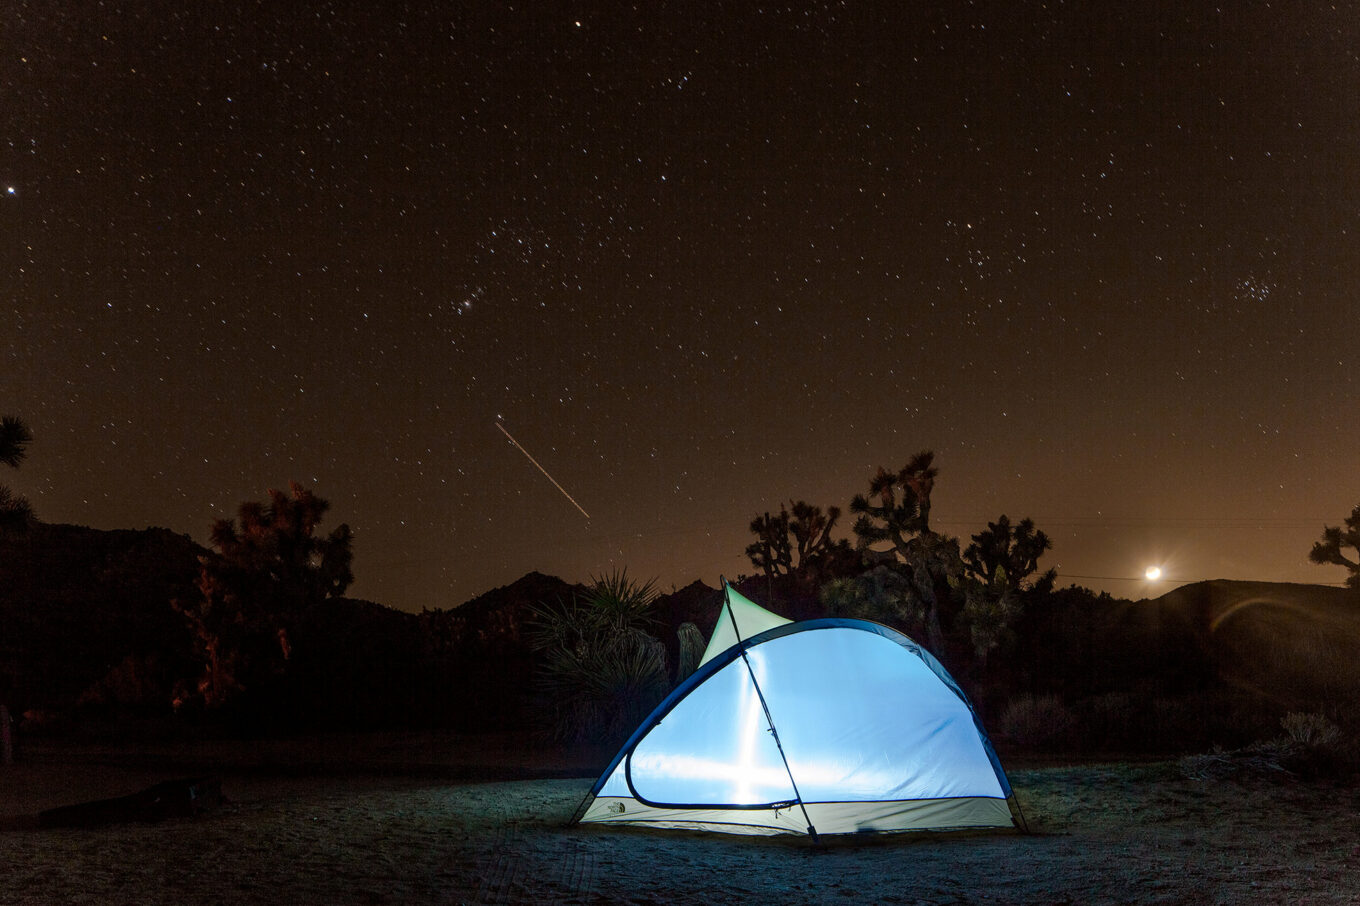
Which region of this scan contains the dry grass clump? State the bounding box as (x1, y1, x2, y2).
(1177, 739, 1299, 781)
(1280, 710, 1342, 749)
(1178, 711, 1351, 782)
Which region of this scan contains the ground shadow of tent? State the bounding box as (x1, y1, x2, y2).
(573, 581, 1024, 838)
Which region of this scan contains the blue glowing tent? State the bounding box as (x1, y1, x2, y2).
(574, 581, 1022, 837)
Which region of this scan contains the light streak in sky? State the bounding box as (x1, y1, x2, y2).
(495, 421, 591, 521)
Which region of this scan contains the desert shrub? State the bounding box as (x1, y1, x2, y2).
(1178, 711, 1353, 782)
(537, 629, 669, 746)
(996, 694, 1075, 750)
(1279, 711, 1353, 778)
(1281, 711, 1341, 749)
(1177, 739, 1299, 782)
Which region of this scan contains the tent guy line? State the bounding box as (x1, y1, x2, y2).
(494, 421, 592, 521)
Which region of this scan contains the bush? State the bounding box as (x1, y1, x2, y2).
(1178, 711, 1353, 782)
(1281, 711, 1341, 750)
(1280, 711, 1351, 779)
(1177, 740, 1298, 782)
(996, 694, 1075, 750)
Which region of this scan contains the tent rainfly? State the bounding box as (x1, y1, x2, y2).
(573, 580, 1024, 837)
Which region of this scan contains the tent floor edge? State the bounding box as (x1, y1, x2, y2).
(1006, 794, 1031, 834)
(579, 795, 1016, 836)
(566, 792, 596, 828)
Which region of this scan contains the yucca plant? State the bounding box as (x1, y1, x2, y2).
(529, 570, 670, 746)
(0, 415, 34, 531)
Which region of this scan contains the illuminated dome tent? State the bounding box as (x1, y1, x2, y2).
(574, 581, 1023, 837)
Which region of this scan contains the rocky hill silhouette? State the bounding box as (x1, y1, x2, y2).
(0, 523, 203, 715)
(1138, 580, 1360, 708)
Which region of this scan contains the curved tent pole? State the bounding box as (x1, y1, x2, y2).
(574, 612, 1021, 836)
(721, 578, 819, 841)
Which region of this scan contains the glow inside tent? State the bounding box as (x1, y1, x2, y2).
(574, 582, 1022, 837)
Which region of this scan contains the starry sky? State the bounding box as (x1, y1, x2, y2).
(5, 2, 1357, 612)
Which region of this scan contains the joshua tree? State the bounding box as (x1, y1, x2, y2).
(0, 415, 34, 530)
(746, 509, 794, 578)
(850, 451, 959, 655)
(177, 481, 354, 707)
(1309, 504, 1360, 589)
(958, 516, 1056, 662)
(962, 516, 1055, 591)
(745, 500, 846, 580)
(203, 481, 354, 610)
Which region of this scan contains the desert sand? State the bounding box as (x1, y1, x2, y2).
(1, 733, 1358, 905)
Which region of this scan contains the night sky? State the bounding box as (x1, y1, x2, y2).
(5, 2, 1357, 612)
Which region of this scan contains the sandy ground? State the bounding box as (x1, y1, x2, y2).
(2, 734, 1359, 905)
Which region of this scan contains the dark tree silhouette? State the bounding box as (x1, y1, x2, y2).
(205, 482, 354, 607)
(177, 481, 354, 708)
(1309, 504, 1360, 589)
(962, 516, 1055, 591)
(820, 564, 921, 626)
(958, 515, 1057, 662)
(0, 415, 34, 530)
(746, 508, 793, 578)
(745, 500, 845, 580)
(850, 451, 960, 655)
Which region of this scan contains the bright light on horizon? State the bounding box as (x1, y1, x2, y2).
(1145, 566, 1163, 581)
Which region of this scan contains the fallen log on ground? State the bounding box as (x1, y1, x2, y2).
(37, 777, 223, 829)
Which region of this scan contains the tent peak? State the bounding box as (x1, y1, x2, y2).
(697, 580, 792, 667)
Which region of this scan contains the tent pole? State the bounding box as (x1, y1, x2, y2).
(721, 579, 819, 841)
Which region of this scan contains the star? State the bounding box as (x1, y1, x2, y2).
(4, 2, 1354, 611)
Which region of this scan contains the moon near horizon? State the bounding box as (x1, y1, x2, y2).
(1145, 566, 1163, 581)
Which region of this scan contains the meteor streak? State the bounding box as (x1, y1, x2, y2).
(495, 421, 591, 521)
